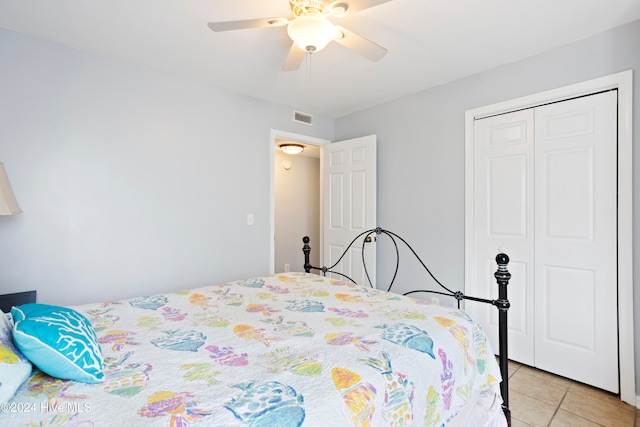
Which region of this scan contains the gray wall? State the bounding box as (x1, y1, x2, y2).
(335, 19, 640, 393)
(0, 27, 334, 306)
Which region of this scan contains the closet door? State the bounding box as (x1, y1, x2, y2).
(533, 91, 618, 392)
(472, 109, 535, 365)
(471, 90, 619, 393)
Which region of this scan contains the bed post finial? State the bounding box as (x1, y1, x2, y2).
(496, 253, 510, 271)
(303, 236, 311, 273)
(494, 252, 511, 425)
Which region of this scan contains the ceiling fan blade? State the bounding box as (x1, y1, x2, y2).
(333, 0, 392, 15)
(207, 17, 289, 32)
(282, 43, 306, 71)
(333, 26, 387, 61)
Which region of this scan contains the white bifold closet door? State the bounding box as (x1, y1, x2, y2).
(471, 91, 618, 393)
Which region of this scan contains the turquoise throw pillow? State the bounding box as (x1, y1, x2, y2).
(0, 313, 32, 403)
(12, 304, 104, 383)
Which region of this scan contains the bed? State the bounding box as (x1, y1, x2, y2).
(0, 228, 511, 427)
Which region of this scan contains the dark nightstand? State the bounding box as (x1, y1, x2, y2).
(0, 290, 36, 313)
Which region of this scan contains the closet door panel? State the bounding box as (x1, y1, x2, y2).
(534, 91, 618, 393)
(472, 109, 535, 365)
(544, 148, 594, 240)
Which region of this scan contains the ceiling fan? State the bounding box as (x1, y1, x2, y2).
(207, 0, 392, 71)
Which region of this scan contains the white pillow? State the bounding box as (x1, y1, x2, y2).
(0, 312, 32, 403)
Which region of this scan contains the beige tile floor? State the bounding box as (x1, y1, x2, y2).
(505, 360, 639, 426)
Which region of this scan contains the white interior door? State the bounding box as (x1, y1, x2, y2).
(469, 91, 618, 392)
(533, 91, 618, 392)
(472, 109, 535, 365)
(322, 135, 377, 286)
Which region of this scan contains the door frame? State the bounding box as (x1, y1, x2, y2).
(463, 70, 634, 404)
(269, 129, 330, 275)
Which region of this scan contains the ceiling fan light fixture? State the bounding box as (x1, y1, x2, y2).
(280, 144, 305, 155)
(287, 14, 336, 52)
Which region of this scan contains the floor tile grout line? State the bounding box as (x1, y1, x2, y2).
(507, 360, 635, 426)
(546, 386, 569, 425)
(546, 387, 608, 427)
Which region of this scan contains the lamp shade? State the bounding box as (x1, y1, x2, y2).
(287, 14, 336, 52)
(0, 163, 22, 215)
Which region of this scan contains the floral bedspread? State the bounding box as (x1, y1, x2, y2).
(3, 273, 502, 426)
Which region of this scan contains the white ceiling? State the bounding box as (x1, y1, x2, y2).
(1, 0, 639, 117)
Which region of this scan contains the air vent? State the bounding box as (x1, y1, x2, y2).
(293, 111, 313, 126)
